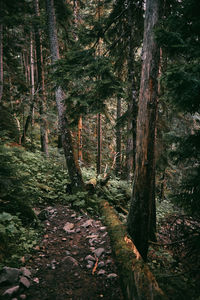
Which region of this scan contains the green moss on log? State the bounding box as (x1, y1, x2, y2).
(99, 200, 168, 300)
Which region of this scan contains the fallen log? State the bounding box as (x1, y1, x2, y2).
(99, 200, 168, 300)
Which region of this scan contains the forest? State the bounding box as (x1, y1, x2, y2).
(0, 0, 199, 299)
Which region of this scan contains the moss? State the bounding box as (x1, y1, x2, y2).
(99, 200, 168, 300)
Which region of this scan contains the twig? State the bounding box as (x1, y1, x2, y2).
(92, 255, 99, 275)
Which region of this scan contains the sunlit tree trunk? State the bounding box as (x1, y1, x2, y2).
(0, 24, 3, 101)
(116, 97, 121, 176)
(34, 0, 49, 156)
(46, 0, 84, 190)
(127, 0, 161, 261)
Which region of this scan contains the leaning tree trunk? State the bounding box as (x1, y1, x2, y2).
(34, 0, 49, 156)
(46, 0, 84, 190)
(127, 0, 161, 261)
(0, 24, 3, 101)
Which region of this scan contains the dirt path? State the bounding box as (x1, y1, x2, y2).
(25, 205, 124, 300)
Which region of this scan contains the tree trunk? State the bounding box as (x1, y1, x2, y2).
(21, 34, 35, 144)
(127, 0, 161, 261)
(0, 24, 3, 102)
(34, 0, 49, 156)
(97, 113, 101, 175)
(116, 97, 121, 176)
(78, 116, 83, 162)
(46, 0, 84, 190)
(125, 0, 138, 181)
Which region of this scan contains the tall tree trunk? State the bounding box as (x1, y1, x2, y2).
(21, 34, 35, 144)
(116, 97, 121, 176)
(127, 0, 161, 261)
(0, 24, 3, 102)
(97, 113, 101, 175)
(34, 0, 49, 156)
(46, 0, 84, 190)
(78, 116, 83, 162)
(125, 0, 138, 181)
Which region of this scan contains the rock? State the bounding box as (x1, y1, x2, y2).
(81, 220, 93, 228)
(19, 276, 31, 288)
(98, 261, 105, 268)
(3, 286, 19, 297)
(0, 267, 21, 285)
(63, 222, 75, 233)
(85, 255, 95, 262)
(20, 294, 27, 299)
(97, 269, 106, 276)
(106, 259, 112, 265)
(93, 248, 105, 258)
(33, 277, 39, 284)
(102, 232, 108, 238)
(107, 273, 118, 279)
(20, 268, 31, 278)
(99, 226, 106, 231)
(62, 256, 79, 267)
(86, 235, 98, 239)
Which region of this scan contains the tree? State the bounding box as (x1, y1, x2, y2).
(157, 0, 200, 216)
(127, 0, 161, 260)
(0, 24, 3, 102)
(34, 0, 49, 156)
(45, 0, 84, 190)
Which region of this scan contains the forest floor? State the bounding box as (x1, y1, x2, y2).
(21, 204, 124, 300)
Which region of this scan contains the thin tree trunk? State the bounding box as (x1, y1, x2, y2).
(21, 34, 35, 144)
(116, 97, 121, 176)
(78, 116, 83, 162)
(97, 113, 101, 175)
(0, 24, 3, 101)
(46, 0, 84, 190)
(34, 0, 49, 156)
(125, 0, 138, 181)
(127, 0, 161, 261)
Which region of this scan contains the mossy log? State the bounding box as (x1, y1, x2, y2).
(99, 200, 168, 300)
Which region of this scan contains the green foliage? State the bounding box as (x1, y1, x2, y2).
(0, 212, 38, 266)
(157, 0, 200, 217)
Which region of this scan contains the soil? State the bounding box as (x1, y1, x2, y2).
(25, 205, 124, 300)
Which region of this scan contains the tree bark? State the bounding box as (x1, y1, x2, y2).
(34, 0, 49, 156)
(0, 24, 3, 102)
(125, 0, 138, 181)
(116, 97, 121, 176)
(127, 0, 161, 261)
(78, 116, 83, 162)
(97, 113, 102, 175)
(21, 33, 35, 144)
(46, 0, 84, 190)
